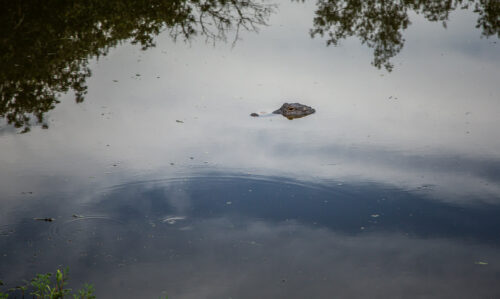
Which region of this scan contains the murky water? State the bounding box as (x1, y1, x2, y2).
(1, 1, 500, 298)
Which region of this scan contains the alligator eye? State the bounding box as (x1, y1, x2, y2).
(287, 107, 295, 111)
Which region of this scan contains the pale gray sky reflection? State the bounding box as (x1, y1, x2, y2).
(1, 4, 498, 181)
(1, 1, 500, 298)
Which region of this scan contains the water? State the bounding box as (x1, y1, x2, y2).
(1, 1, 500, 298)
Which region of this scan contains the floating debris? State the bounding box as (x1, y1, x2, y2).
(475, 261, 488, 265)
(371, 214, 380, 218)
(176, 120, 184, 123)
(34, 218, 55, 222)
(417, 184, 434, 190)
(161, 216, 186, 225)
(0, 226, 15, 237)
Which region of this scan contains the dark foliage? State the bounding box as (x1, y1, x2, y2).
(0, 0, 273, 132)
(310, 0, 499, 71)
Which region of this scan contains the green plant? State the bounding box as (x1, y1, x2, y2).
(0, 280, 6, 299)
(8, 280, 29, 297)
(0, 268, 95, 299)
(73, 283, 95, 299)
(31, 272, 53, 298)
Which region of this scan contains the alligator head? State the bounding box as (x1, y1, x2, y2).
(272, 103, 316, 119)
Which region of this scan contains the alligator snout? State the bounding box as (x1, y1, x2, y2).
(272, 102, 315, 119)
(250, 102, 315, 119)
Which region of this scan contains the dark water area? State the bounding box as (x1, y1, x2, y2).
(1, 0, 500, 298)
(2, 174, 500, 298)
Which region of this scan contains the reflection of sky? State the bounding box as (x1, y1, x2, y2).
(2, 177, 500, 298)
(1, 2, 500, 296)
(0, 2, 499, 205)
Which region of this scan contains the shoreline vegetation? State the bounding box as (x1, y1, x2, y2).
(0, 268, 95, 299)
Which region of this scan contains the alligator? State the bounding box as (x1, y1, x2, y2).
(250, 103, 315, 119)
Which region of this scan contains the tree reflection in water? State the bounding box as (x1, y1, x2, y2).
(0, 0, 274, 132)
(1, 0, 498, 132)
(310, 0, 499, 71)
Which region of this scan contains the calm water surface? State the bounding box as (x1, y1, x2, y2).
(1, 1, 500, 298)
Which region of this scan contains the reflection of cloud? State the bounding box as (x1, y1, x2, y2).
(1, 119, 499, 207)
(0, 1, 499, 208)
(0, 3, 499, 297)
(259, 140, 500, 203)
(163, 185, 192, 215)
(13, 217, 500, 299)
(2, 177, 500, 298)
(174, 131, 500, 204)
(89, 219, 500, 298)
(0, 122, 17, 135)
